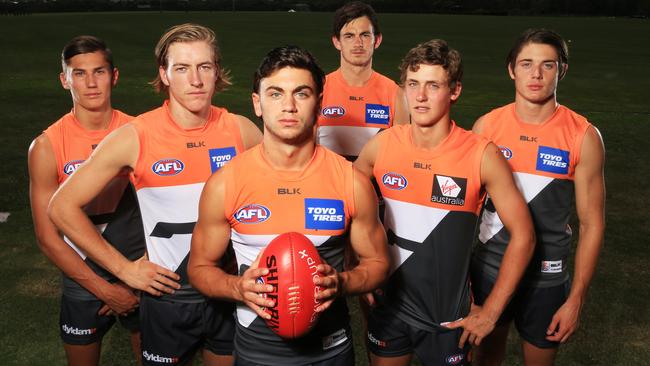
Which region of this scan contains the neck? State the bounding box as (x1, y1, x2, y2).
(73, 105, 113, 130)
(168, 99, 211, 129)
(339, 61, 373, 87)
(261, 136, 315, 171)
(514, 93, 558, 124)
(410, 117, 452, 150)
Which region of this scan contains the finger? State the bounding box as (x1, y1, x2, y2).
(156, 267, 181, 283)
(560, 330, 573, 343)
(442, 319, 463, 330)
(546, 315, 560, 335)
(144, 286, 163, 297)
(362, 292, 375, 307)
(155, 274, 181, 291)
(246, 301, 272, 320)
(246, 279, 274, 294)
(313, 274, 335, 287)
(316, 264, 334, 275)
(98, 304, 110, 316)
(245, 267, 269, 280)
(458, 329, 469, 349)
(315, 299, 334, 313)
(315, 287, 338, 301)
(250, 250, 264, 269)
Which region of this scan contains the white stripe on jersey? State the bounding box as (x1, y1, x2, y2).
(317, 125, 381, 157)
(479, 172, 554, 243)
(383, 197, 450, 273)
(383, 197, 450, 243)
(136, 182, 204, 272)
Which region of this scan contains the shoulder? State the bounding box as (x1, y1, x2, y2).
(473, 103, 512, 134)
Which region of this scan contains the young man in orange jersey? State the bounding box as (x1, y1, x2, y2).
(317, 1, 409, 161)
(470, 28, 606, 366)
(29, 36, 143, 366)
(49, 24, 262, 365)
(354, 39, 535, 366)
(188, 45, 389, 366)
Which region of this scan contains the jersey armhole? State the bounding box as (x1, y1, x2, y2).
(130, 122, 147, 187)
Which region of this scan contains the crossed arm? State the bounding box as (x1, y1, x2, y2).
(29, 134, 138, 314)
(48, 125, 180, 296)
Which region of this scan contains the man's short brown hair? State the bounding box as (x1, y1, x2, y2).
(399, 39, 463, 89)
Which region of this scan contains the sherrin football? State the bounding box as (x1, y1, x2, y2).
(258, 232, 323, 339)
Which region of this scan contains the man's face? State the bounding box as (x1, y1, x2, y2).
(404, 64, 461, 127)
(332, 16, 382, 68)
(509, 42, 564, 104)
(60, 51, 116, 112)
(252, 67, 320, 145)
(159, 41, 217, 115)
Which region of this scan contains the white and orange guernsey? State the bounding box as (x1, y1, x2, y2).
(317, 69, 399, 158)
(44, 109, 144, 298)
(221, 144, 356, 364)
(373, 123, 488, 331)
(131, 100, 244, 296)
(473, 103, 591, 288)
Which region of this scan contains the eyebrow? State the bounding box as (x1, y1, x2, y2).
(264, 85, 314, 93)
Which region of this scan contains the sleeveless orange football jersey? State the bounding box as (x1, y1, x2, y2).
(44, 110, 144, 299)
(221, 144, 356, 364)
(131, 101, 244, 294)
(473, 103, 591, 287)
(317, 69, 400, 158)
(373, 123, 488, 331)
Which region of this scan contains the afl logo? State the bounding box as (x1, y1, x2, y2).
(382, 172, 408, 190)
(152, 159, 185, 176)
(234, 204, 271, 224)
(321, 106, 345, 118)
(499, 146, 513, 160)
(446, 354, 464, 365)
(63, 160, 85, 175)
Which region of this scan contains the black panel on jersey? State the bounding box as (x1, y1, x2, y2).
(83, 183, 145, 282)
(382, 211, 478, 332)
(474, 179, 574, 288)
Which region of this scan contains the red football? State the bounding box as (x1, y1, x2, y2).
(258, 232, 323, 339)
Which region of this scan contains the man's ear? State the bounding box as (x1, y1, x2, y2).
(508, 63, 516, 80)
(111, 68, 119, 87)
(159, 66, 170, 87)
(60, 71, 70, 90)
(332, 35, 342, 51)
(252, 92, 262, 118)
(450, 81, 462, 103)
(374, 33, 383, 49)
(559, 63, 569, 80)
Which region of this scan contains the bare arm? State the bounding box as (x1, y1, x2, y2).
(48, 125, 179, 295)
(236, 115, 263, 149)
(314, 168, 389, 311)
(447, 143, 535, 347)
(188, 169, 274, 319)
(546, 126, 605, 343)
(472, 114, 487, 135)
(353, 133, 381, 178)
(29, 135, 138, 314)
(392, 87, 410, 125)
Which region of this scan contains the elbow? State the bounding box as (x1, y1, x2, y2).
(46, 194, 64, 227)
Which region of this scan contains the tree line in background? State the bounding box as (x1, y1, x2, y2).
(2, 0, 648, 17)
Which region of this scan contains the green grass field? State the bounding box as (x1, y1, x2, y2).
(0, 11, 648, 365)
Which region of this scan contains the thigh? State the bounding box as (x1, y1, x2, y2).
(514, 282, 570, 349)
(412, 328, 469, 366)
(59, 294, 115, 345)
(367, 305, 413, 358)
(140, 295, 202, 366)
(203, 300, 236, 357)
